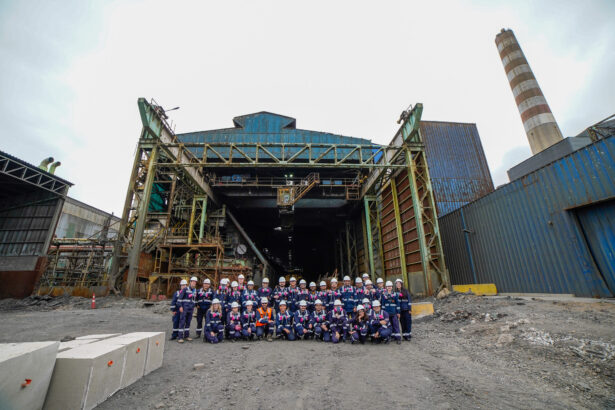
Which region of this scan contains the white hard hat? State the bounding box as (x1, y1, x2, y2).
(261, 297, 269, 304)
(290, 277, 296, 282)
(231, 302, 239, 308)
(357, 304, 365, 311)
(365, 279, 372, 285)
(222, 278, 229, 284)
(263, 278, 269, 283)
(299, 300, 307, 307)
(315, 299, 323, 305)
(212, 298, 221, 304)
(279, 277, 286, 282)
(362, 273, 369, 278)
(362, 298, 370, 304)
(343, 275, 350, 281)
(248, 280, 254, 285)
(376, 278, 384, 284)
(280, 300, 287, 306)
(319, 281, 326, 286)
(203, 278, 210, 284)
(331, 278, 338, 283)
(309, 282, 316, 287)
(231, 281, 238, 287)
(238, 274, 245, 279)
(395, 278, 403, 283)
(180, 279, 187, 285)
(334, 299, 342, 306)
(372, 300, 381, 307)
(190, 276, 198, 282)
(355, 277, 362, 283)
(299, 279, 306, 285)
(246, 301, 253, 306)
(385, 281, 393, 287)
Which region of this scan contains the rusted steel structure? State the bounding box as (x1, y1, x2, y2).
(112, 99, 449, 297)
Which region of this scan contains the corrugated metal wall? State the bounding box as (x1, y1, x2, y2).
(439, 135, 615, 297)
(420, 121, 494, 216)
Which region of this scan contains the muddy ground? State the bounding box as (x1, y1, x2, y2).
(1, 293, 614, 409)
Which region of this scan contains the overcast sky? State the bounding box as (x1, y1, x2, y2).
(1, 0, 613, 215)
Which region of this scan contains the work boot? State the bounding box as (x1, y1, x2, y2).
(267, 335, 273, 342)
(396, 340, 401, 345)
(186, 337, 193, 341)
(178, 339, 184, 343)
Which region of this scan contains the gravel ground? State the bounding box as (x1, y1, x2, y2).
(1, 293, 614, 409)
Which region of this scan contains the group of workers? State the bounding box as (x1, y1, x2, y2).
(170, 273, 412, 345)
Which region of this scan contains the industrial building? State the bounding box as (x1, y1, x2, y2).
(110, 99, 449, 298)
(0, 151, 72, 298)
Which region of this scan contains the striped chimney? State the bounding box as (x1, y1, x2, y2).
(495, 28, 563, 154)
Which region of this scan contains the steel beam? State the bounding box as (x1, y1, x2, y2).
(363, 196, 376, 279)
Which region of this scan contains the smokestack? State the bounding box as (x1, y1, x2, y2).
(495, 28, 563, 154)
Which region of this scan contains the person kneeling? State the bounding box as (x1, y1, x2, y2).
(226, 302, 243, 342)
(293, 300, 313, 340)
(256, 298, 274, 341)
(328, 299, 347, 343)
(369, 300, 392, 344)
(205, 299, 224, 344)
(310, 299, 330, 342)
(349, 304, 369, 344)
(275, 301, 295, 341)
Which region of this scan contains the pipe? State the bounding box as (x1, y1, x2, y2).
(38, 157, 54, 171)
(49, 161, 61, 174)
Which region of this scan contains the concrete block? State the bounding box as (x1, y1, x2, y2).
(411, 302, 434, 318)
(118, 332, 165, 375)
(75, 334, 120, 341)
(104, 334, 149, 388)
(44, 342, 126, 410)
(453, 283, 498, 296)
(0, 341, 59, 410)
(58, 339, 100, 353)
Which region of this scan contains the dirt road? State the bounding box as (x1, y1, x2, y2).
(1, 294, 613, 409)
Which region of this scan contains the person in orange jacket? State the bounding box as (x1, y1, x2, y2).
(256, 298, 274, 341)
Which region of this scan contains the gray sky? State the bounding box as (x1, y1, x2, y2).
(1, 0, 614, 215)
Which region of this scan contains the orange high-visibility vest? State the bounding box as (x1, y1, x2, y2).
(256, 307, 272, 326)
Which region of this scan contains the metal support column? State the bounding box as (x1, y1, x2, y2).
(125, 144, 159, 297)
(199, 197, 208, 243)
(390, 179, 409, 289)
(363, 196, 376, 279)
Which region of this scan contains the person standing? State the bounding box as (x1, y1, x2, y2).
(205, 299, 224, 344)
(327, 278, 342, 313)
(272, 277, 288, 312)
(307, 282, 318, 313)
(340, 276, 356, 319)
(257, 277, 272, 307)
(287, 277, 299, 313)
(256, 298, 274, 341)
(237, 274, 246, 292)
(316, 281, 329, 309)
(395, 278, 412, 341)
(242, 280, 259, 310)
(195, 278, 214, 339)
(381, 281, 401, 344)
(177, 276, 198, 343)
(170, 279, 187, 340)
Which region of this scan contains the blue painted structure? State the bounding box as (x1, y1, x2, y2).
(439, 134, 615, 297)
(420, 121, 494, 216)
(177, 112, 379, 162)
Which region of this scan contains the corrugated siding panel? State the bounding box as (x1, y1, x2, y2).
(439, 135, 615, 297)
(420, 122, 494, 216)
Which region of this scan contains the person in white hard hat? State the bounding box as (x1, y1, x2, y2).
(237, 274, 246, 292)
(317, 281, 329, 309)
(361, 273, 370, 281)
(256, 297, 274, 341)
(349, 304, 369, 344)
(226, 301, 242, 341)
(275, 301, 295, 340)
(364, 279, 376, 300)
(242, 280, 258, 309)
(177, 277, 198, 343)
(170, 279, 188, 340)
(375, 277, 385, 300)
(273, 277, 288, 311)
(329, 299, 347, 343)
(381, 280, 401, 344)
(195, 278, 214, 339)
(308, 282, 318, 312)
(395, 278, 412, 341)
(258, 277, 272, 307)
(227, 281, 242, 315)
(369, 300, 392, 343)
(341, 276, 356, 319)
(310, 299, 330, 341)
(217, 278, 230, 301)
(241, 301, 257, 341)
(294, 300, 312, 339)
(296, 279, 309, 313)
(287, 277, 299, 313)
(328, 278, 341, 312)
(205, 299, 224, 344)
